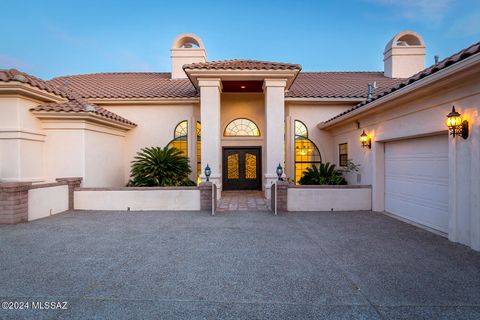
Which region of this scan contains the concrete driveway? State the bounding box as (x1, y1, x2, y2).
(1, 210, 479, 319)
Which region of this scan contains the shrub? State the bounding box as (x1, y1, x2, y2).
(128, 146, 194, 187)
(298, 162, 347, 185)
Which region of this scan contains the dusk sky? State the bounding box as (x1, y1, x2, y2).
(1, 0, 479, 79)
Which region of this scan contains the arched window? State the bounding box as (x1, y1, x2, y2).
(224, 118, 260, 137)
(294, 120, 308, 138)
(167, 120, 188, 156)
(196, 121, 201, 176)
(294, 120, 321, 184)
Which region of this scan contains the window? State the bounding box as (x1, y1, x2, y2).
(224, 118, 260, 136)
(339, 143, 348, 167)
(294, 120, 321, 184)
(294, 120, 308, 138)
(167, 120, 188, 156)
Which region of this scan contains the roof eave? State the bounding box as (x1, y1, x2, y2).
(31, 110, 137, 130)
(184, 69, 301, 91)
(0, 82, 66, 103)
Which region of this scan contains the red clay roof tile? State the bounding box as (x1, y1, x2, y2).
(323, 41, 480, 124)
(48, 72, 197, 99)
(287, 72, 403, 98)
(0, 68, 69, 98)
(183, 59, 301, 71)
(31, 98, 136, 126)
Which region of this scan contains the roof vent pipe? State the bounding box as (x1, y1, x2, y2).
(367, 83, 373, 100)
(434, 55, 440, 64)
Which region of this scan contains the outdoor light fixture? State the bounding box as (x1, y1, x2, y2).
(360, 130, 371, 149)
(446, 106, 469, 139)
(204, 164, 211, 182)
(276, 163, 283, 181)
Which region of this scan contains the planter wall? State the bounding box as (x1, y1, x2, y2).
(74, 187, 201, 211)
(287, 185, 372, 211)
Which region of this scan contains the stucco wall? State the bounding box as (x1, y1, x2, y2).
(324, 68, 480, 251)
(28, 184, 69, 221)
(74, 188, 200, 211)
(85, 129, 125, 187)
(285, 102, 354, 180)
(287, 186, 372, 211)
(103, 103, 199, 183)
(0, 96, 46, 182)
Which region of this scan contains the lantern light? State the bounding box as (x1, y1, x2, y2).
(446, 106, 468, 139)
(276, 163, 284, 181)
(204, 164, 211, 182)
(360, 130, 372, 149)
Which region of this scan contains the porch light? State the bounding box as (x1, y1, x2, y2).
(446, 106, 469, 139)
(276, 163, 283, 181)
(360, 130, 371, 149)
(205, 164, 211, 182)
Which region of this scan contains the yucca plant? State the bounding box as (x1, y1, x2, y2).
(298, 162, 347, 185)
(128, 146, 193, 187)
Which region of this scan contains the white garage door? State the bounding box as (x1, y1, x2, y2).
(385, 135, 449, 233)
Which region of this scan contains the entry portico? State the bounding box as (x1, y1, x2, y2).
(185, 60, 300, 197)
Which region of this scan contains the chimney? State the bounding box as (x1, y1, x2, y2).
(384, 31, 426, 78)
(170, 33, 206, 79)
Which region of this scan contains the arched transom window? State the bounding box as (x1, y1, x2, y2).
(224, 118, 260, 137)
(294, 120, 321, 184)
(167, 120, 188, 156)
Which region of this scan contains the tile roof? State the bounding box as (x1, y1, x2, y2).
(323, 41, 480, 124)
(48, 72, 197, 99)
(287, 72, 403, 98)
(31, 97, 136, 126)
(0, 68, 68, 97)
(183, 59, 302, 71)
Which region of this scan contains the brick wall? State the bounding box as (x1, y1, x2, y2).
(56, 177, 82, 210)
(199, 182, 217, 212)
(0, 182, 32, 224)
(271, 181, 288, 212)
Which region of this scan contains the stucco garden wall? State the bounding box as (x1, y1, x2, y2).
(324, 65, 480, 251)
(287, 185, 372, 211)
(74, 187, 200, 211)
(28, 183, 69, 221)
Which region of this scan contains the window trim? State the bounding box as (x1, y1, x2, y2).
(223, 118, 261, 137)
(339, 143, 348, 167)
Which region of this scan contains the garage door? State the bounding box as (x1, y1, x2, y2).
(385, 135, 449, 233)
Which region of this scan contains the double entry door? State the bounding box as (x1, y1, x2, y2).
(222, 147, 261, 190)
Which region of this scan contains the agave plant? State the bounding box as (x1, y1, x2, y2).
(128, 146, 193, 187)
(298, 162, 347, 185)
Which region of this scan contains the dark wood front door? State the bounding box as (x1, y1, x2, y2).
(222, 147, 261, 190)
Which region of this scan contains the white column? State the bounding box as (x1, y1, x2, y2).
(263, 79, 287, 198)
(187, 115, 196, 181)
(199, 78, 222, 192)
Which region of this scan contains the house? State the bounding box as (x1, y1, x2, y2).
(0, 31, 479, 250)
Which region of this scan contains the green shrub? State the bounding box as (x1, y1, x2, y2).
(128, 146, 194, 187)
(298, 162, 347, 185)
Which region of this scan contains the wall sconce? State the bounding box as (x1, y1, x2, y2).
(446, 106, 469, 139)
(360, 130, 371, 149)
(204, 164, 211, 182)
(276, 163, 284, 181)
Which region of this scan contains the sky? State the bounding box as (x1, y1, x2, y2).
(1, 0, 479, 79)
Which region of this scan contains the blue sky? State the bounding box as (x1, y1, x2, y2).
(1, 0, 479, 79)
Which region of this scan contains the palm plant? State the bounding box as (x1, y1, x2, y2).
(128, 146, 193, 187)
(298, 162, 347, 185)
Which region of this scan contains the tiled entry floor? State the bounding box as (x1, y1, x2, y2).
(217, 191, 269, 212)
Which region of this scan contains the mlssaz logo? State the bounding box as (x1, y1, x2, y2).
(32, 301, 68, 310)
